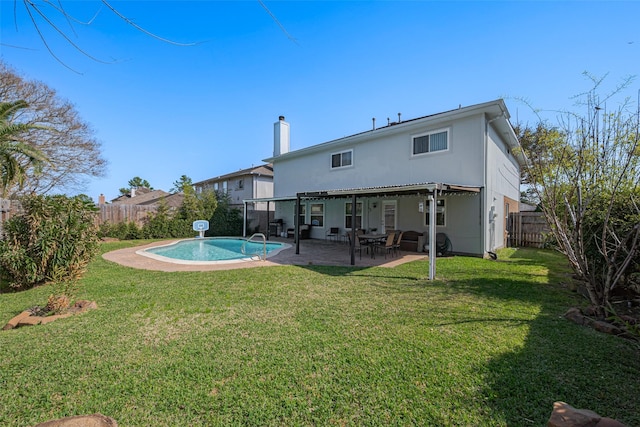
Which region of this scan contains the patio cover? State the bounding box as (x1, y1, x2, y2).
(243, 182, 481, 278)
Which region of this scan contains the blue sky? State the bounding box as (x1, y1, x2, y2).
(1, 1, 638, 201)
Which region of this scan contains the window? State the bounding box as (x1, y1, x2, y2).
(237, 179, 244, 190)
(425, 199, 446, 227)
(331, 150, 353, 169)
(413, 129, 448, 155)
(213, 182, 219, 191)
(222, 181, 228, 193)
(295, 203, 306, 226)
(344, 201, 363, 229)
(310, 203, 324, 227)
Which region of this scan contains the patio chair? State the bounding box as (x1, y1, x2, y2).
(326, 227, 340, 242)
(436, 232, 452, 256)
(392, 231, 403, 255)
(346, 231, 367, 259)
(375, 233, 396, 259)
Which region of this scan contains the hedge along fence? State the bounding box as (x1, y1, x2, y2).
(507, 211, 551, 248)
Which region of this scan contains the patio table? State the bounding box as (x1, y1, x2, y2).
(358, 233, 389, 258)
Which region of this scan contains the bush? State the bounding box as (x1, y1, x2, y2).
(0, 194, 100, 289)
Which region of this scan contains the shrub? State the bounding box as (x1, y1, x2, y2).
(0, 194, 100, 289)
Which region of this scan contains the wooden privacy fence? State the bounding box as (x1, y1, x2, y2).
(98, 204, 158, 226)
(507, 211, 551, 248)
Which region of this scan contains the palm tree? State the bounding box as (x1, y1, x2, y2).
(0, 100, 48, 195)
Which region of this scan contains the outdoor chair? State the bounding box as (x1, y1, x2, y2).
(326, 227, 340, 242)
(392, 231, 403, 255)
(346, 231, 367, 259)
(436, 232, 452, 256)
(376, 233, 396, 259)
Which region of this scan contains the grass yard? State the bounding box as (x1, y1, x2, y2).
(1, 242, 639, 426)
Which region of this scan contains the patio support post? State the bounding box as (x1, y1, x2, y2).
(266, 201, 270, 240)
(295, 195, 301, 255)
(350, 193, 356, 265)
(428, 192, 436, 280)
(242, 201, 247, 237)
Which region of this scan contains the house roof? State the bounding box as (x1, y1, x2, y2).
(111, 189, 184, 208)
(193, 164, 273, 186)
(264, 99, 525, 167)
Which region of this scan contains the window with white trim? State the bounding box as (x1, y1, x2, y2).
(413, 129, 449, 155)
(344, 201, 363, 229)
(331, 150, 353, 168)
(295, 203, 306, 225)
(425, 199, 446, 227)
(310, 203, 324, 227)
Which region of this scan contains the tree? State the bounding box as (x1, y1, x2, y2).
(119, 176, 153, 195)
(3, 1, 293, 72)
(0, 61, 106, 196)
(520, 75, 640, 316)
(171, 174, 193, 193)
(0, 100, 48, 195)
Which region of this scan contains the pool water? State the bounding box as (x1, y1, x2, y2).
(139, 237, 288, 264)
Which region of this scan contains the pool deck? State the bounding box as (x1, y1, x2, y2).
(102, 237, 429, 272)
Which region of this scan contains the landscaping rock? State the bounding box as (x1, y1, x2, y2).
(2, 301, 97, 331)
(33, 413, 117, 427)
(548, 401, 627, 427)
(564, 307, 628, 337)
(2, 310, 32, 330)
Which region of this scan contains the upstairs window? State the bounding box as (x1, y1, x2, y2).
(237, 179, 244, 190)
(413, 129, 448, 155)
(331, 150, 353, 169)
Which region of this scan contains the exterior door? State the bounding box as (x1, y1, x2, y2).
(382, 201, 397, 233)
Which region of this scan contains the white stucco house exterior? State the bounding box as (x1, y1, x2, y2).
(248, 100, 523, 259)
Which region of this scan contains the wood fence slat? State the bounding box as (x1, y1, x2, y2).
(507, 212, 550, 248)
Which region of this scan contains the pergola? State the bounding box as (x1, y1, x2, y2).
(244, 182, 480, 279)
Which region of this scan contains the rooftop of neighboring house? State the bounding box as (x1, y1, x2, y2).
(193, 164, 273, 187)
(110, 187, 184, 208)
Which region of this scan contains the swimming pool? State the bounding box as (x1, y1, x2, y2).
(136, 237, 290, 264)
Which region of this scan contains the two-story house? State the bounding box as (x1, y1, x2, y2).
(258, 100, 524, 258)
(193, 164, 274, 233)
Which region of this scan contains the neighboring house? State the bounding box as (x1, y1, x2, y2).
(258, 100, 524, 257)
(193, 164, 274, 233)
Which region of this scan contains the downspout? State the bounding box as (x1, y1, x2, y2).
(295, 195, 301, 255)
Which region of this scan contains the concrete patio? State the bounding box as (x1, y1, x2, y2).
(102, 236, 429, 272)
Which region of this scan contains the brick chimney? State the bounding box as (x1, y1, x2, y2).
(98, 194, 105, 205)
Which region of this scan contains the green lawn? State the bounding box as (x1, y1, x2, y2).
(1, 242, 638, 426)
